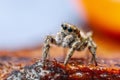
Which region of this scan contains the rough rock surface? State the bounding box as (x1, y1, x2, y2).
(6, 58, 120, 80)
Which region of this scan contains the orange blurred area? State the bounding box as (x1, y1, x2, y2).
(76, 0, 120, 37)
(93, 33, 120, 58)
(75, 0, 120, 56)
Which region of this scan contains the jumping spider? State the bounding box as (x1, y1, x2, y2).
(42, 23, 97, 66)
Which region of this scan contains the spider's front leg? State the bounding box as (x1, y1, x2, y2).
(88, 38, 98, 66)
(64, 41, 80, 65)
(42, 35, 56, 66)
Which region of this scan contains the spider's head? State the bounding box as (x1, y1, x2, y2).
(61, 23, 80, 37)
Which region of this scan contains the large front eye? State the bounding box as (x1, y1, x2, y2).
(68, 28, 72, 32)
(61, 24, 67, 30)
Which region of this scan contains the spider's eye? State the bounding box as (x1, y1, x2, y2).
(61, 24, 67, 30)
(68, 28, 72, 32)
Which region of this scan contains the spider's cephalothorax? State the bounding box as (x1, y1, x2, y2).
(42, 23, 97, 66)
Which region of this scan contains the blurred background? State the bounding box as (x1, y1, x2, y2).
(0, 0, 79, 50)
(0, 0, 119, 59)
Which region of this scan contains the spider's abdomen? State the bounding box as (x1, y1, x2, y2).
(76, 40, 88, 51)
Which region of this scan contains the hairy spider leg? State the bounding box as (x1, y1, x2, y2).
(42, 35, 56, 66)
(64, 41, 80, 65)
(88, 38, 97, 66)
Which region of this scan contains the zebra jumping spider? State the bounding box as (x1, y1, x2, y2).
(42, 23, 97, 66)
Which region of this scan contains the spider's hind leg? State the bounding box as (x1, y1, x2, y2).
(42, 35, 56, 66)
(88, 38, 97, 66)
(64, 41, 80, 65)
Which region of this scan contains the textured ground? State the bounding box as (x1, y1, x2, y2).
(0, 56, 119, 80)
(0, 46, 119, 80)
